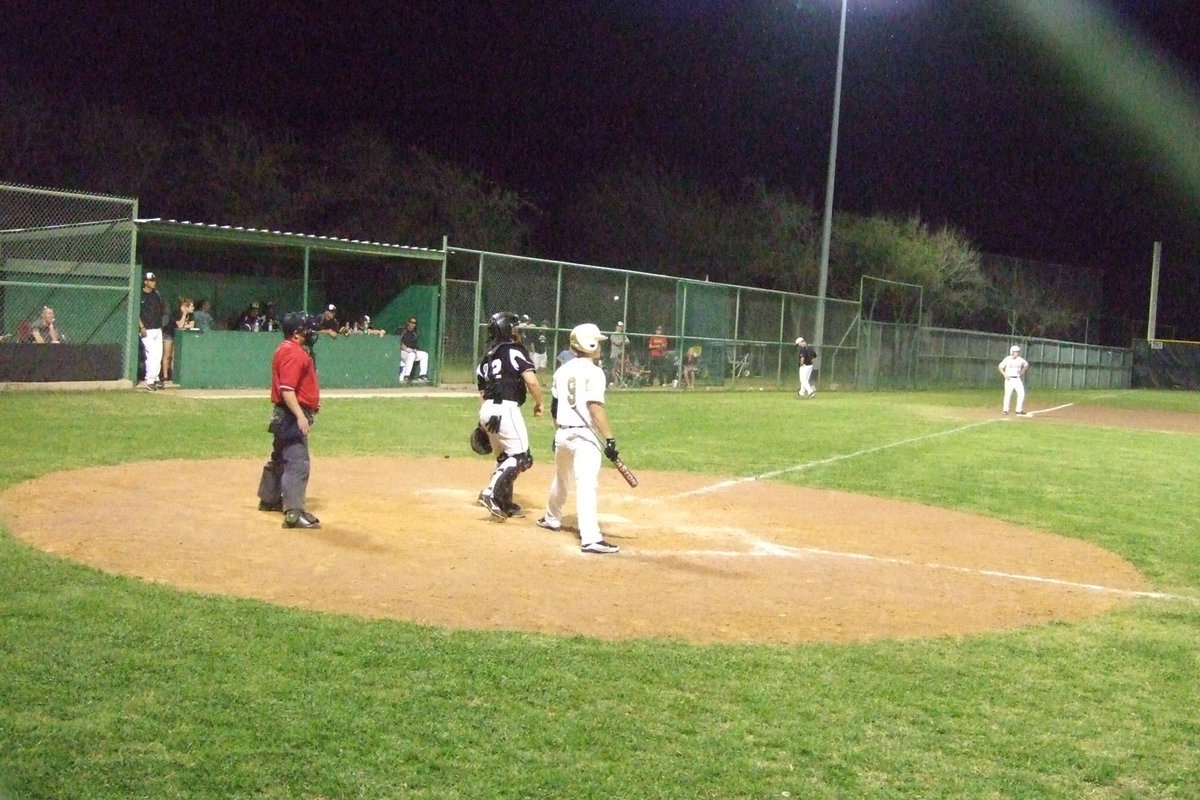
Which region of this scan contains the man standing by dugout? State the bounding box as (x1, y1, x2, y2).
(139, 271, 167, 390)
(258, 312, 322, 529)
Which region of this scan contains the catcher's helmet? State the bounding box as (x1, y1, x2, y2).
(487, 311, 524, 343)
(569, 323, 607, 355)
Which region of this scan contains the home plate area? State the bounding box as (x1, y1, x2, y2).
(0, 456, 1148, 644)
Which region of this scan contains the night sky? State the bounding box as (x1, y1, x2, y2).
(4, 0, 1200, 324)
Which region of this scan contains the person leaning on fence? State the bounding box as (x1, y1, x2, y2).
(238, 302, 264, 331)
(139, 271, 167, 390)
(318, 304, 342, 337)
(30, 306, 65, 344)
(192, 299, 214, 332)
(998, 345, 1029, 415)
(161, 296, 196, 384)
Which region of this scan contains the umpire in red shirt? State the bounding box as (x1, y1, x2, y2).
(257, 311, 322, 529)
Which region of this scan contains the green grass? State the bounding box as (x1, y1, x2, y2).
(2, 388, 1200, 798)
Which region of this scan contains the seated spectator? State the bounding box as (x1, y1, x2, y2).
(261, 301, 281, 332)
(361, 315, 386, 337)
(681, 345, 701, 389)
(238, 302, 264, 331)
(398, 316, 429, 381)
(192, 299, 214, 331)
(30, 306, 66, 344)
(557, 347, 575, 366)
(161, 296, 196, 383)
(319, 304, 343, 337)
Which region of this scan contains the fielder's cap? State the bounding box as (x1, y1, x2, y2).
(251, 301, 260, 308)
(326, 304, 337, 312)
(1011, 345, 1021, 353)
(144, 271, 156, 280)
(363, 315, 370, 322)
(616, 321, 624, 327)
(795, 337, 806, 345)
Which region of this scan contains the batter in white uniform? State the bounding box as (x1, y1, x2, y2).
(998, 345, 1029, 415)
(537, 323, 621, 554)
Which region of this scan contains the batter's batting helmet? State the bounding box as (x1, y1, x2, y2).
(569, 323, 607, 355)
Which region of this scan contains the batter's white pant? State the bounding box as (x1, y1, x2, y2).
(142, 327, 163, 384)
(543, 427, 604, 547)
(798, 363, 815, 396)
(400, 348, 429, 380)
(1003, 377, 1025, 413)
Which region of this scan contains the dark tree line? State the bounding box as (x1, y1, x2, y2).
(1, 84, 1097, 340)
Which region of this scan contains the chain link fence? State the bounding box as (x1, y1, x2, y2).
(3, 183, 1135, 391)
(447, 247, 862, 389)
(1, 183, 137, 381)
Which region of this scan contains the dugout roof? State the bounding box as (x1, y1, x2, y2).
(135, 218, 446, 261)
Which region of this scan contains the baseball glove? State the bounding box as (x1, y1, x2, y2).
(470, 424, 493, 455)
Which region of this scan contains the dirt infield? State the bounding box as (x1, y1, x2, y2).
(1, 441, 1152, 644)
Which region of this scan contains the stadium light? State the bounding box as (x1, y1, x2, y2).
(814, 0, 847, 361)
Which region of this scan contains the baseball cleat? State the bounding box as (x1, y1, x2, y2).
(477, 490, 507, 521)
(536, 517, 561, 531)
(581, 540, 620, 554)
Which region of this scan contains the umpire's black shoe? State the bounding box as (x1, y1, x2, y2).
(283, 509, 321, 529)
(258, 500, 283, 512)
(504, 502, 526, 518)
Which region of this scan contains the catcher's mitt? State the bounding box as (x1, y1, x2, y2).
(470, 424, 493, 455)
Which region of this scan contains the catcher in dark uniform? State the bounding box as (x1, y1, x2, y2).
(475, 311, 544, 521)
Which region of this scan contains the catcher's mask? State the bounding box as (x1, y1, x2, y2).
(281, 311, 320, 348)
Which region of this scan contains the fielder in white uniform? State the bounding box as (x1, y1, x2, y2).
(537, 323, 621, 554)
(998, 345, 1029, 415)
(795, 337, 817, 397)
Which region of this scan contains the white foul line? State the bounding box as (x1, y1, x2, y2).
(677, 419, 997, 498)
(663, 400, 1200, 604)
(641, 542, 1195, 603)
(677, 403, 1081, 498)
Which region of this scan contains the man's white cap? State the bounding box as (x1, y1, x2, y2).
(570, 323, 608, 355)
(1010, 345, 1021, 353)
(795, 337, 806, 345)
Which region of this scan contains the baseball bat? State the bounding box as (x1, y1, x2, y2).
(612, 455, 639, 488)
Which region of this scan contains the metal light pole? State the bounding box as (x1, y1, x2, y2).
(814, 0, 848, 358)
